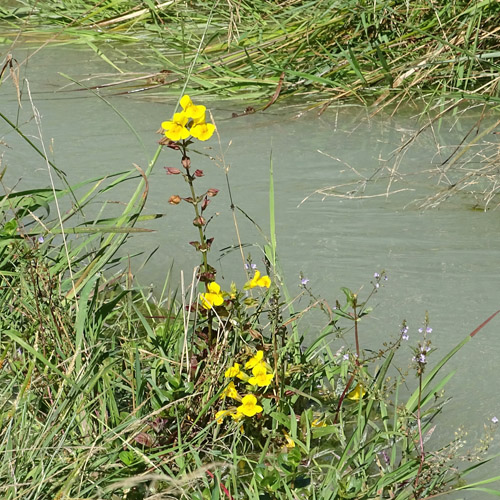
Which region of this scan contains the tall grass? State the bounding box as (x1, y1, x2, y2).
(2, 0, 500, 105)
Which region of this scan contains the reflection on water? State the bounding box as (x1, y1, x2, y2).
(2, 45, 500, 493)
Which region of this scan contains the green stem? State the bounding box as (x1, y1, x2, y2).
(186, 172, 209, 276)
(180, 142, 212, 346)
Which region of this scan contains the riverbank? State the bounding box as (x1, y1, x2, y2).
(2, 0, 500, 106)
(1, 89, 500, 498)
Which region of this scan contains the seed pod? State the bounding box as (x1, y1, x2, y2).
(168, 195, 181, 205)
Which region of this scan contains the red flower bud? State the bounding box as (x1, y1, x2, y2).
(166, 140, 181, 150)
(193, 216, 206, 227)
(206, 188, 219, 197)
(165, 167, 181, 175)
(181, 156, 191, 169)
(201, 196, 210, 211)
(194, 169, 204, 177)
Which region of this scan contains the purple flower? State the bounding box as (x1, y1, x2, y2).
(244, 263, 257, 270)
(38, 236, 44, 243)
(413, 353, 426, 364)
(426, 327, 433, 334)
(301, 277, 310, 285)
(418, 327, 423, 334)
(401, 325, 409, 340)
(343, 353, 349, 361)
(492, 417, 499, 424)
(374, 272, 380, 278)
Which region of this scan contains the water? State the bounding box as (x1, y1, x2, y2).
(2, 45, 500, 495)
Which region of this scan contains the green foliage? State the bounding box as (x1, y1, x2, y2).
(0, 90, 499, 500)
(1, 0, 500, 104)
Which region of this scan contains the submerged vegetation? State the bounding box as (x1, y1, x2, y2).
(1, 0, 500, 105)
(0, 88, 500, 499)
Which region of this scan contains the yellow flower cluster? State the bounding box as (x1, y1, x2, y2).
(161, 95, 215, 142)
(216, 350, 274, 424)
(199, 271, 271, 310)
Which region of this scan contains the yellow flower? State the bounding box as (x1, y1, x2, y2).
(245, 270, 271, 289)
(347, 383, 366, 401)
(245, 350, 264, 370)
(200, 281, 224, 309)
(220, 381, 241, 401)
(283, 431, 295, 449)
(248, 363, 273, 387)
(237, 394, 263, 417)
(225, 363, 241, 378)
(161, 111, 190, 142)
(191, 118, 215, 141)
(215, 408, 243, 423)
(215, 409, 232, 424)
(311, 418, 327, 428)
(230, 411, 244, 422)
(224, 363, 248, 381)
(180, 94, 206, 121)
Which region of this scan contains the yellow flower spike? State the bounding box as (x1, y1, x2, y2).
(347, 383, 366, 401)
(248, 363, 273, 387)
(244, 270, 271, 290)
(245, 350, 264, 370)
(200, 281, 224, 310)
(237, 394, 263, 417)
(161, 111, 190, 142)
(180, 95, 206, 121)
(220, 381, 242, 401)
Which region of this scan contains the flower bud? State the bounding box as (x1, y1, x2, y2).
(181, 156, 191, 169)
(201, 196, 210, 211)
(193, 216, 206, 227)
(198, 271, 216, 283)
(194, 169, 204, 177)
(206, 188, 219, 197)
(168, 195, 181, 205)
(168, 142, 181, 150)
(165, 167, 181, 175)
